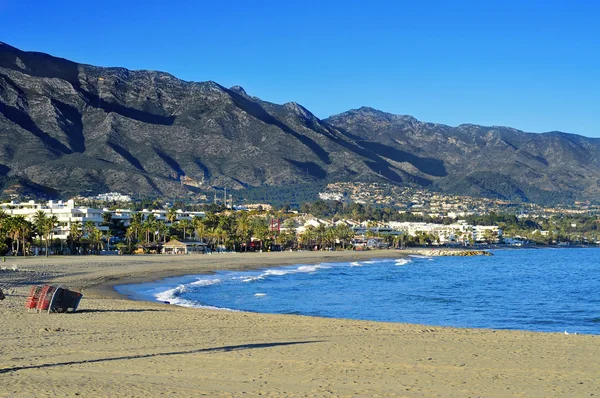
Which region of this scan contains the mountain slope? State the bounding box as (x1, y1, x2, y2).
(325, 107, 600, 203)
(1, 42, 599, 204)
(0, 42, 432, 198)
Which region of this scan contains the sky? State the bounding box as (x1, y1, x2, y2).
(1, 0, 599, 136)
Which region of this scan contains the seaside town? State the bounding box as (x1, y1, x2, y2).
(1, 182, 599, 257)
(4, 3, 600, 396)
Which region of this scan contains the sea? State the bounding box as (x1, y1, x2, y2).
(116, 248, 600, 335)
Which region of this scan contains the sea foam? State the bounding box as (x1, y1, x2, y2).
(395, 258, 412, 266)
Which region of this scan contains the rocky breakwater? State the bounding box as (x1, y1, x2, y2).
(409, 249, 493, 257)
(447, 250, 493, 256)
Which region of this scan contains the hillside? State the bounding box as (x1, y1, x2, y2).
(325, 108, 600, 204)
(1, 42, 599, 204)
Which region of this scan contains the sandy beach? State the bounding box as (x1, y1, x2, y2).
(1, 251, 599, 397)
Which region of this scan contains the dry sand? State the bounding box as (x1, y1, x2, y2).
(1, 251, 599, 397)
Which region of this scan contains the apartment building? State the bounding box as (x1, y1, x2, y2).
(1, 200, 206, 240)
(0, 200, 108, 240)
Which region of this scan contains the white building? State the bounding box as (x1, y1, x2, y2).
(109, 208, 206, 227)
(388, 221, 501, 245)
(1, 200, 108, 240)
(1, 200, 207, 240)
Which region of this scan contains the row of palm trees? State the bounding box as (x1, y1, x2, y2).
(0, 210, 62, 256)
(122, 212, 362, 252)
(0, 212, 33, 256)
(0, 210, 108, 256)
(0, 207, 402, 256)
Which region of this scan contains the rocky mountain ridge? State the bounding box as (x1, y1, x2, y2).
(0, 42, 598, 204)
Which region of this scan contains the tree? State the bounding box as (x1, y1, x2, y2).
(89, 227, 103, 254)
(6, 216, 22, 255)
(125, 227, 135, 252)
(236, 214, 251, 251)
(166, 208, 178, 225)
(335, 224, 354, 250)
(301, 226, 316, 250)
(192, 216, 206, 242)
(69, 221, 83, 254)
(41, 215, 59, 256)
(324, 227, 336, 250)
(483, 229, 497, 244)
(32, 210, 48, 253)
(216, 227, 227, 251)
(279, 229, 297, 250)
(102, 212, 112, 224)
(83, 221, 98, 254)
(130, 213, 144, 240)
(315, 224, 327, 250)
(251, 218, 270, 251)
(206, 227, 218, 251)
(142, 214, 157, 243)
(19, 218, 33, 256)
(179, 219, 192, 240)
(0, 211, 9, 254)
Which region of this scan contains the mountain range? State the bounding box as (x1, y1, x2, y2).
(1, 41, 598, 205)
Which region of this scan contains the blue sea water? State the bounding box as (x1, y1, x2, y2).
(116, 248, 600, 334)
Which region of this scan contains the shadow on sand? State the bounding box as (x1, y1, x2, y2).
(0, 341, 324, 374)
(75, 309, 169, 314)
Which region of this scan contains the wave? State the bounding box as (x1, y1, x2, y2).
(241, 263, 333, 283)
(242, 275, 264, 283)
(264, 269, 289, 276)
(155, 278, 226, 309)
(191, 278, 222, 286)
(395, 258, 412, 266)
(409, 254, 433, 259)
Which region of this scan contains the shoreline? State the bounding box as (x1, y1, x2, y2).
(2, 249, 599, 396)
(1, 249, 414, 299)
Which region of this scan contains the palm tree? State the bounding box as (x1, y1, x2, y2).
(192, 216, 206, 242)
(315, 224, 327, 250)
(0, 210, 8, 230)
(70, 221, 83, 253)
(335, 224, 354, 250)
(89, 227, 103, 254)
(166, 208, 178, 225)
(251, 219, 270, 252)
(45, 215, 59, 256)
(156, 220, 168, 243)
(19, 219, 33, 256)
(324, 227, 336, 250)
(102, 212, 112, 224)
(130, 213, 144, 240)
(125, 227, 135, 251)
(280, 229, 297, 250)
(32, 210, 47, 253)
(83, 220, 96, 254)
(236, 214, 251, 251)
(142, 214, 157, 243)
(7, 216, 23, 255)
(216, 227, 227, 251)
(301, 227, 316, 250)
(0, 210, 9, 253)
(179, 219, 192, 239)
(206, 227, 218, 251)
(5, 216, 33, 256)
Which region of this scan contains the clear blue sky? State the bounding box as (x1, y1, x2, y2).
(2, 0, 599, 136)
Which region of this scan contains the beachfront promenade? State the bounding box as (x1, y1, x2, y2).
(1, 251, 599, 396)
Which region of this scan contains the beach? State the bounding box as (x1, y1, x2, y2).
(1, 251, 599, 397)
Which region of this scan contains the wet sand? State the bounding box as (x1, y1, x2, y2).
(1, 251, 599, 397)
